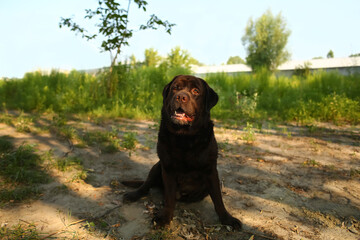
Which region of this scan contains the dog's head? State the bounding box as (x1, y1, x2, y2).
(161, 75, 218, 134)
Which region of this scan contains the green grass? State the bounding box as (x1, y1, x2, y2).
(54, 156, 83, 172)
(303, 159, 321, 167)
(0, 223, 41, 240)
(0, 65, 359, 124)
(0, 142, 49, 184)
(242, 122, 256, 144)
(0, 135, 13, 152)
(207, 70, 360, 124)
(122, 132, 138, 150)
(80, 129, 120, 153)
(0, 137, 50, 203)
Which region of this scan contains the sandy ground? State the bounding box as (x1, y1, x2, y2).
(0, 116, 359, 240)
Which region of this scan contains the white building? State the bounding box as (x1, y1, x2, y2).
(192, 57, 360, 77)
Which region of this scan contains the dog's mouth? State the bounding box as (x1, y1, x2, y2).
(171, 108, 195, 123)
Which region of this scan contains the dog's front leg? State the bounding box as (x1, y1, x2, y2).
(153, 167, 177, 227)
(208, 167, 242, 230)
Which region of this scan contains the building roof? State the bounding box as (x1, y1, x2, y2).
(278, 56, 360, 70)
(191, 64, 251, 75)
(192, 57, 360, 74)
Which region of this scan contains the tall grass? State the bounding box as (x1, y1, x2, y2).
(206, 70, 360, 124)
(0, 65, 359, 124)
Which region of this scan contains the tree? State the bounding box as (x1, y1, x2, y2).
(129, 54, 138, 67)
(167, 46, 201, 68)
(327, 50, 334, 58)
(294, 61, 312, 77)
(59, 0, 175, 96)
(242, 9, 291, 71)
(144, 48, 162, 67)
(349, 53, 360, 57)
(226, 56, 246, 65)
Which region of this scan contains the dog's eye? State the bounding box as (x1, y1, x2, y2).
(192, 88, 200, 95)
(172, 85, 181, 91)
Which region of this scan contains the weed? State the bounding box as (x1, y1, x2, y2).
(55, 156, 83, 172)
(51, 114, 67, 127)
(122, 132, 138, 150)
(0, 143, 49, 184)
(84, 221, 96, 232)
(101, 142, 119, 153)
(303, 159, 320, 167)
(82, 130, 116, 145)
(81, 130, 120, 153)
(0, 223, 40, 240)
(14, 113, 33, 133)
(242, 122, 256, 144)
(282, 127, 292, 138)
(40, 149, 53, 162)
(0, 113, 13, 125)
(0, 141, 49, 203)
(53, 156, 88, 182)
(49, 115, 79, 141)
(59, 126, 77, 140)
(71, 170, 88, 182)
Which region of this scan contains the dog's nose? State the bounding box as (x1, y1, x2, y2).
(176, 92, 189, 103)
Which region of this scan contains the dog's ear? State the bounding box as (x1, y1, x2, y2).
(201, 78, 218, 112)
(206, 86, 219, 112)
(162, 75, 181, 101)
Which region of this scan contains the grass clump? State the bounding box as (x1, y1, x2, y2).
(48, 114, 78, 140)
(53, 156, 88, 182)
(122, 132, 138, 150)
(55, 156, 83, 172)
(0, 137, 50, 203)
(242, 122, 256, 144)
(14, 112, 34, 133)
(0, 142, 49, 184)
(81, 129, 120, 154)
(0, 114, 13, 125)
(0, 223, 41, 240)
(303, 159, 321, 167)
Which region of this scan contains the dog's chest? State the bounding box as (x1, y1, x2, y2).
(158, 136, 214, 171)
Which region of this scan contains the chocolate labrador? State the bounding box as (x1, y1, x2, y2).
(123, 75, 242, 230)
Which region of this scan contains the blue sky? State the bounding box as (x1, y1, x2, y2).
(1, 0, 359, 78)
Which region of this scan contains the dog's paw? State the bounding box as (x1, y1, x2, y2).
(220, 214, 242, 231)
(152, 212, 171, 229)
(123, 191, 141, 203)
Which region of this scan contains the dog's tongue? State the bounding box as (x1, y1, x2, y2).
(174, 111, 194, 122)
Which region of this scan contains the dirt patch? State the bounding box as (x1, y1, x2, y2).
(0, 114, 359, 239)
